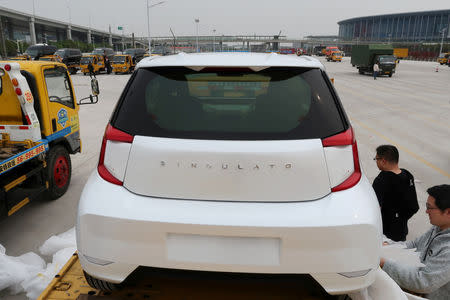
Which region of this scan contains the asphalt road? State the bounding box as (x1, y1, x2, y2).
(0, 56, 449, 299)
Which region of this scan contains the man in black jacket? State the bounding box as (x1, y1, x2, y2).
(373, 145, 419, 241)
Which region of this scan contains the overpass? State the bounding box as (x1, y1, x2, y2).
(0, 6, 124, 47)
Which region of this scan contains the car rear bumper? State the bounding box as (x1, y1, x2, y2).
(77, 171, 382, 294)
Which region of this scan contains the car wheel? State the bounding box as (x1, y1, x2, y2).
(358, 69, 364, 74)
(83, 271, 121, 291)
(46, 145, 71, 200)
(388, 73, 393, 77)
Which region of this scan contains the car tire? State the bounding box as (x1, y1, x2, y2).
(84, 271, 121, 291)
(388, 73, 393, 77)
(358, 69, 364, 74)
(46, 145, 71, 200)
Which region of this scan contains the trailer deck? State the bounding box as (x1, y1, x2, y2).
(38, 253, 339, 300)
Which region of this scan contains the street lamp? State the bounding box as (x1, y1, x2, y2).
(67, 0, 72, 25)
(213, 29, 216, 52)
(147, 0, 165, 55)
(439, 28, 447, 55)
(195, 18, 199, 52)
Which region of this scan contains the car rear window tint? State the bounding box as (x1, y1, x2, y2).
(112, 67, 345, 140)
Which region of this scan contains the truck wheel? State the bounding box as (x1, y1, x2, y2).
(46, 145, 71, 200)
(389, 73, 393, 77)
(84, 271, 121, 291)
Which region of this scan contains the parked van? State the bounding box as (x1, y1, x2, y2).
(123, 48, 146, 63)
(24, 44, 57, 60)
(55, 48, 82, 74)
(92, 48, 115, 60)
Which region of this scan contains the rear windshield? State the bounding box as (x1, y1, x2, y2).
(112, 67, 345, 140)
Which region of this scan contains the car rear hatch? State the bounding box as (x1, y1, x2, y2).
(101, 66, 358, 202)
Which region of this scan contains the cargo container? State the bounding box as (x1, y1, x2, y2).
(393, 48, 408, 59)
(351, 44, 396, 77)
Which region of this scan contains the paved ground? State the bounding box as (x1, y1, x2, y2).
(0, 57, 449, 299)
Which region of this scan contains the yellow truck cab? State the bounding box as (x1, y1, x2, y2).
(330, 51, 343, 62)
(111, 54, 135, 74)
(0, 61, 98, 219)
(80, 54, 104, 75)
(437, 53, 449, 65)
(10, 54, 32, 61)
(39, 55, 63, 63)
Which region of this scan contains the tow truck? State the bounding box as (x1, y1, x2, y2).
(0, 61, 98, 219)
(111, 54, 135, 74)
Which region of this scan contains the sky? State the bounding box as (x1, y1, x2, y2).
(0, 0, 448, 39)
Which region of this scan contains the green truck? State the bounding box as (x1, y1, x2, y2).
(351, 44, 396, 77)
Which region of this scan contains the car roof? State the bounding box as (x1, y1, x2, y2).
(136, 52, 324, 71)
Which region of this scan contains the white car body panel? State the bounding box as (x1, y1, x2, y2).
(124, 136, 331, 201)
(77, 170, 382, 294)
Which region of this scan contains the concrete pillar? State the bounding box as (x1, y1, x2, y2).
(109, 25, 113, 46)
(67, 25, 72, 40)
(87, 29, 92, 44)
(29, 17, 37, 45)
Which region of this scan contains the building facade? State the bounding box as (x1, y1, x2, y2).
(338, 9, 450, 43)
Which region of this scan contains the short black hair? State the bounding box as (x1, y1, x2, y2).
(376, 145, 399, 164)
(427, 184, 450, 211)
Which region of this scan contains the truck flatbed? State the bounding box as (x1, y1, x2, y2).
(0, 140, 48, 175)
(38, 253, 337, 300)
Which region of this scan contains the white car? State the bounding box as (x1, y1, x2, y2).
(76, 52, 382, 295)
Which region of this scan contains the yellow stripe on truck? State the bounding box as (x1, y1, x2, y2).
(8, 197, 30, 216)
(4, 174, 27, 192)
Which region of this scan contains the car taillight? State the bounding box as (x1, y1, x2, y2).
(322, 128, 361, 192)
(97, 124, 134, 185)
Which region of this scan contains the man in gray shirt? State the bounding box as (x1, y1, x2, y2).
(380, 184, 450, 300)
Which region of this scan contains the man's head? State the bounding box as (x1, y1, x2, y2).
(374, 145, 399, 171)
(426, 184, 450, 230)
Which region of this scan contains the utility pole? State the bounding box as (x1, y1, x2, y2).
(195, 18, 199, 52)
(147, 0, 166, 55)
(170, 27, 176, 54)
(213, 29, 216, 52)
